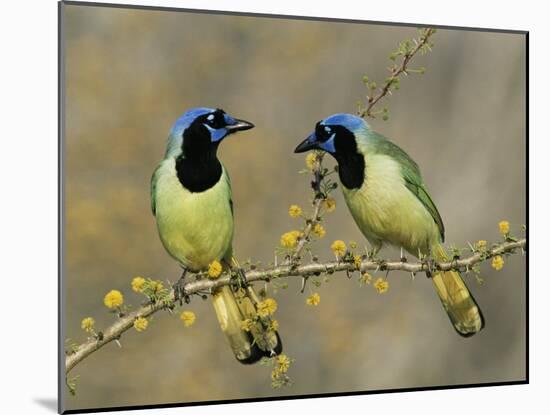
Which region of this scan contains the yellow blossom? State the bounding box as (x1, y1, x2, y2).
(499, 220, 510, 236)
(288, 205, 302, 218)
(374, 278, 389, 294)
(331, 240, 347, 257)
(359, 273, 373, 285)
(180, 311, 196, 327)
(81, 317, 95, 333)
(349, 240, 357, 249)
(131, 276, 146, 293)
(149, 280, 164, 293)
(313, 223, 326, 238)
(306, 292, 321, 306)
(271, 369, 280, 380)
(353, 254, 362, 268)
(492, 255, 504, 271)
(269, 319, 280, 332)
(476, 240, 487, 250)
(324, 198, 336, 212)
(305, 153, 317, 171)
(280, 230, 302, 248)
(103, 289, 124, 309)
(133, 317, 148, 332)
(276, 354, 291, 373)
(207, 260, 223, 278)
(257, 298, 278, 317)
(240, 318, 253, 332)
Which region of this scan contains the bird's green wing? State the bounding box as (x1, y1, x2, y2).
(150, 164, 161, 216)
(223, 165, 234, 217)
(373, 133, 445, 241)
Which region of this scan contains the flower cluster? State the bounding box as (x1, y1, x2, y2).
(81, 317, 95, 333)
(180, 311, 196, 327)
(280, 230, 302, 249)
(133, 317, 148, 332)
(288, 205, 302, 218)
(207, 260, 223, 278)
(306, 292, 321, 306)
(491, 255, 504, 271)
(331, 240, 347, 257)
(374, 278, 390, 294)
(104, 290, 124, 309)
(257, 298, 278, 317)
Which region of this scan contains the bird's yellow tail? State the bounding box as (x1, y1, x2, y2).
(430, 244, 485, 337)
(211, 285, 282, 364)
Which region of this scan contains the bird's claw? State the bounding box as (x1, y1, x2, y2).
(173, 269, 189, 305)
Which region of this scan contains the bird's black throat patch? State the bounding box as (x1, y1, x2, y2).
(333, 127, 365, 189)
(176, 122, 222, 193)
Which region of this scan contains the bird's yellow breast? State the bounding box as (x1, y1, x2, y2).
(342, 153, 440, 256)
(153, 159, 234, 270)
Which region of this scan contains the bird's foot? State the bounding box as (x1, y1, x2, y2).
(173, 269, 189, 305)
(400, 247, 407, 263)
(420, 256, 436, 276)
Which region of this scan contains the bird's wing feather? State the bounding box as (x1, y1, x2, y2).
(223, 165, 234, 217)
(372, 132, 445, 241)
(150, 164, 162, 216)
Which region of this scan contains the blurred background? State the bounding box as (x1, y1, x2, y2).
(62, 3, 526, 411)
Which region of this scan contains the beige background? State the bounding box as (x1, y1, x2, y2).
(62, 3, 526, 411)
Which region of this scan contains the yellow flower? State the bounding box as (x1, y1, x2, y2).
(271, 369, 281, 380)
(331, 240, 347, 257)
(276, 354, 291, 373)
(374, 278, 389, 294)
(499, 220, 510, 236)
(492, 255, 504, 271)
(240, 318, 253, 332)
(269, 319, 279, 332)
(324, 198, 336, 212)
(359, 272, 373, 285)
(81, 317, 95, 333)
(288, 205, 302, 218)
(353, 254, 362, 268)
(257, 298, 278, 317)
(312, 223, 326, 238)
(103, 289, 124, 309)
(133, 317, 148, 332)
(305, 153, 317, 171)
(180, 311, 196, 327)
(349, 240, 357, 249)
(280, 230, 302, 248)
(207, 260, 223, 278)
(476, 240, 487, 250)
(306, 292, 321, 306)
(131, 276, 146, 293)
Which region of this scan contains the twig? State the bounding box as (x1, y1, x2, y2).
(66, 237, 525, 374)
(358, 28, 436, 118)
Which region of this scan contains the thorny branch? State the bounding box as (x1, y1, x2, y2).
(65, 237, 525, 374)
(358, 28, 437, 119)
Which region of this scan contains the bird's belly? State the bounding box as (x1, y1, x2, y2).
(343, 173, 439, 257)
(155, 179, 233, 271)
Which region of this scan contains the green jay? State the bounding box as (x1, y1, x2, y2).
(295, 113, 484, 336)
(151, 107, 282, 363)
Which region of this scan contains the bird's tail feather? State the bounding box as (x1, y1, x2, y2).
(211, 285, 282, 364)
(430, 244, 485, 337)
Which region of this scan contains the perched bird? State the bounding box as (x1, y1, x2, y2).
(295, 113, 484, 336)
(151, 107, 282, 363)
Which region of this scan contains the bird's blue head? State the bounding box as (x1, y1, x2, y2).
(294, 113, 369, 155)
(165, 107, 254, 158)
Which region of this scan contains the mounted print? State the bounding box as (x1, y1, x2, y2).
(59, 1, 528, 413)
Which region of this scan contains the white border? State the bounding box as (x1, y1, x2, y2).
(1, 0, 543, 414)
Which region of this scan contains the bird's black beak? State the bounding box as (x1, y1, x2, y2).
(294, 132, 318, 153)
(226, 119, 255, 133)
